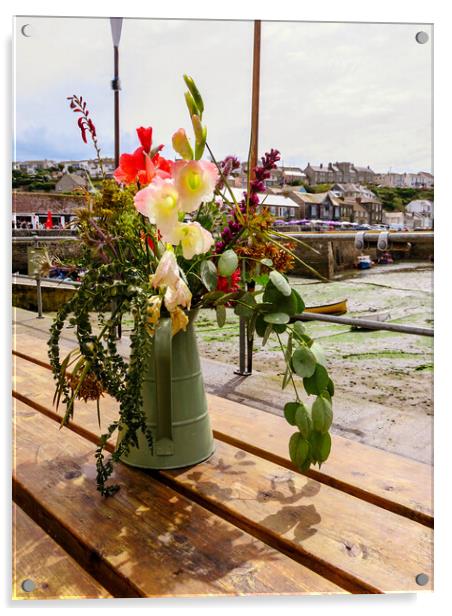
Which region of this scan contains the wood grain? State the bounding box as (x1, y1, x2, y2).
(13, 504, 111, 600)
(12, 358, 433, 594)
(12, 332, 433, 527)
(13, 399, 344, 597)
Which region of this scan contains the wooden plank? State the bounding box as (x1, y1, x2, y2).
(12, 504, 111, 600)
(207, 395, 433, 526)
(12, 359, 433, 594)
(13, 398, 344, 597)
(12, 336, 433, 527)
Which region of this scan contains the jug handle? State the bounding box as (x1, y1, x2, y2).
(154, 318, 175, 456)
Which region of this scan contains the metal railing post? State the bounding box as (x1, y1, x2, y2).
(33, 235, 44, 319)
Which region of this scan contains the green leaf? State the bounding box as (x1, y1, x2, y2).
(291, 347, 317, 378)
(284, 402, 299, 426)
(326, 378, 335, 397)
(255, 314, 268, 337)
(260, 258, 273, 267)
(292, 288, 305, 313)
(269, 271, 291, 297)
(295, 403, 311, 438)
(200, 260, 218, 291)
(216, 304, 226, 328)
(218, 249, 238, 277)
(310, 342, 327, 366)
(272, 323, 287, 334)
(262, 323, 273, 346)
(234, 292, 256, 318)
(289, 432, 310, 468)
(318, 432, 332, 462)
(311, 395, 333, 433)
(292, 321, 306, 338)
(263, 312, 290, 325)
(303, 364, 330, 396)
(201, 290, 224, 305)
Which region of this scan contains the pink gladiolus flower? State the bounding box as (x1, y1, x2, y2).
(134, 178, 180, 236)
(172, 160, 219, 213)
(163, 221, 214, 260)
(151, 249, 180, 290)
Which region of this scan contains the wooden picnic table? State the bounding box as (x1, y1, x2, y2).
(12, 324, 433, 599)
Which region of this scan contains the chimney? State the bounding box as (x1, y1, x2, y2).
(320, 163, 323, 169)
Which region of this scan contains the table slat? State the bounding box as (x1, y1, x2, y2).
(13, 504, 111, 600)
(13, 399, 344, 598)
(12, 359, 433, 594)
(13, 341, 433, 527)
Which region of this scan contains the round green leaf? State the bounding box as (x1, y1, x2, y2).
(284, 402, 299, 426)
(273, 323, 287, 333)
(264, 312, 290, 325)
(295, 403, 312, 438)
(312, 395, 333, 433)
(292, 288, 305, 313)
(303, 364, 330, 396)
(289, 432, 301, 464)
(289, 432, 310, 468)
(269, 271, 291, 297)
(255, 314, 267, 337)
(218, 249, 238, 277)
(310, 342, 327, 366)
(318, 432, 332, 462)
(291, 347, 317, 378)
(200, 260, 218, 291)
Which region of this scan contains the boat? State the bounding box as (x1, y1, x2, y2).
(304, 299, 348, 315)
(355, 255, 373, 270)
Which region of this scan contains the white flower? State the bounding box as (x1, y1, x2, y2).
(164, 278, 192, 313)
(163, 221, 214, 260)
(151, 249, 180, 289)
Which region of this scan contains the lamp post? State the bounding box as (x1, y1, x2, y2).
(110, 17, 123, 169)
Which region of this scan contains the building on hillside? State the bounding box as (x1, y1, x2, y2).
(352, 202, 370, 225)
(303, 162, 376, 186)
(359, 196, 383, 224)
(376, 171, 434, 188)
(226, 187, 300, 220)
(383, 211, 406, 228)
(330, 183, 380, 202)
(55, 173, 87, 193)
(290, 191, 343, 221)
(406, 199, 433, 216)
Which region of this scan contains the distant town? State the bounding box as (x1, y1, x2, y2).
(12, 158, 434, 231)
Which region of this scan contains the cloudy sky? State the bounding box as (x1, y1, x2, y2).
(14, 17, 432, 173)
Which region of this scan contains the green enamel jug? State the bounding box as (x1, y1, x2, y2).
(119, 310, 215, 469)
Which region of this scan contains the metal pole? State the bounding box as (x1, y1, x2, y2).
(113, 45, 120, 169)
(33, 236, 43, 319)
(291, 312, 434, 337)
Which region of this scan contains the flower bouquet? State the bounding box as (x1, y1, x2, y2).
(49, 76, 334, 496)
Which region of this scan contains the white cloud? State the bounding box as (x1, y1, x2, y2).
(14, 17, 432, 173)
